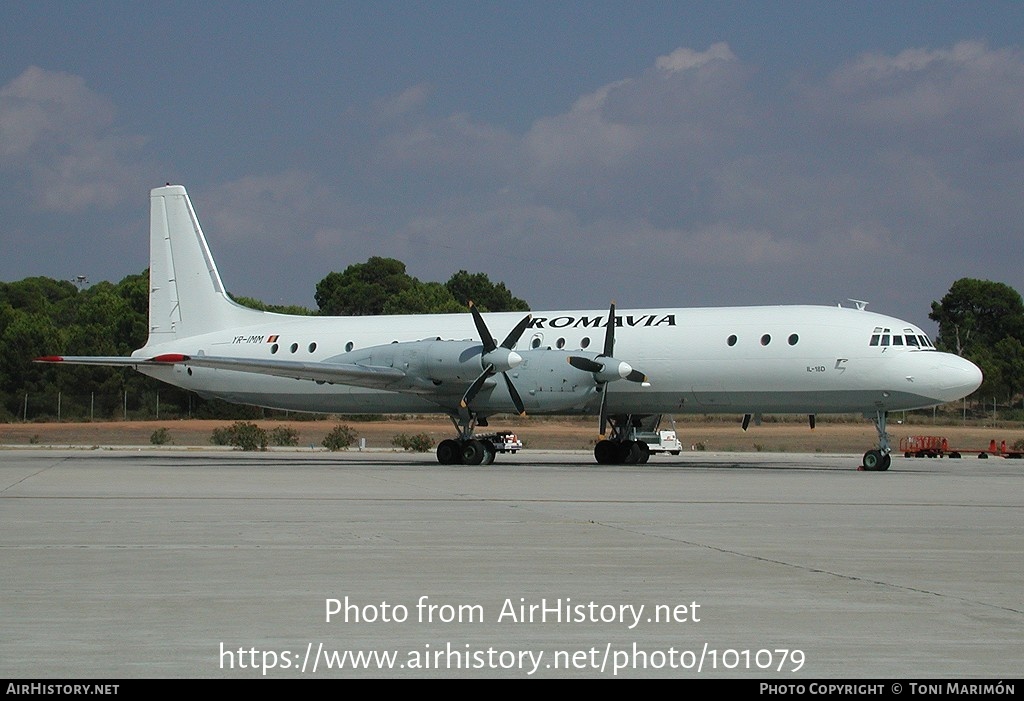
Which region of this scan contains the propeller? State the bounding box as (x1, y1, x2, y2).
(460, 302, 531, 416)
(567, 302, 647, 437)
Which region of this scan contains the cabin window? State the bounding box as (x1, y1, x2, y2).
(531, 337, 542, 349)
(308, 342, 317, 353)
(271, 343, 279, 354)
(761, 334, 771, 346)
(581, 337, 590, 349)
(788, 334, 799, 346)
(345, 341, 354, 352)
(290, 343, 299, 353)
(556, 337, 565, 349)
(727, 335, 738, 346)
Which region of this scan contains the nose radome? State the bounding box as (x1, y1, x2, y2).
(937, 355, 983, 399)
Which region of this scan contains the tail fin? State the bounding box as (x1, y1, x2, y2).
(146, 185, 264, 343)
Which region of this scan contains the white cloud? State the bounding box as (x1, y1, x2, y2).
(822, 41, 1024, 135)
(303, 39, 1023, 314)
(0, 66, 114, 155)
(357, 44, 753, 218)
(374, 112, 518, 175)
(521, 43, 753, 201)
(524, 101, 640, 179)
(0, 66, 146, 211)
(655, 42, 737, 73)
(835, 41, 993, 84)
(372, 82, 433, 121)
(200, 171, 335, 244)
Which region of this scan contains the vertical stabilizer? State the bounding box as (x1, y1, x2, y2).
(147, 185, 263, 343)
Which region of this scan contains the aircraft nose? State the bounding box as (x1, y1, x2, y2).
(934, 354, 983, 401)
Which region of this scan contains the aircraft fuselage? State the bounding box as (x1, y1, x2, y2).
(135, 304, 980, 418)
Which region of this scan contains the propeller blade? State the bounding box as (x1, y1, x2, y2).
(598, 386, 609, 438)
(500, 313, 532, 350)
(570, 356, 648, 384)
(502, 372, 526, 416)
(603, 301, 616, 358)
(568, 356, 603, 373)
(625, 369, 647, 383)
(461, 303, 531, 416)
(461, 364, 494, 409)
(468, 301, 497, 353)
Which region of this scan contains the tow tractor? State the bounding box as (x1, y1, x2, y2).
(628, 416, 683, 457)
(631, 428, 683, 455)
(476, 431, 523, 455)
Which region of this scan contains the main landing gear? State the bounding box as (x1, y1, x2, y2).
(594, 438, 650, 464)
(593, 415, 651, 465)
(861, 410, 892, 471)
(436, 413, 497, 465)
(437, 436, 496, 465)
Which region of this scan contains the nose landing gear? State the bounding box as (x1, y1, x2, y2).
(861, 411, 892, 471)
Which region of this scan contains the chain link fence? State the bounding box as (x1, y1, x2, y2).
(3, 391, 310, 422)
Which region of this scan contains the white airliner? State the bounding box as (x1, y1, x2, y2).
(37, 185, 982, 470)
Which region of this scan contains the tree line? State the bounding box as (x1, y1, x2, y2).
(2, 265, 1021, 422)
(929, 279, 1024, 408)
(0, 258, 527, 422)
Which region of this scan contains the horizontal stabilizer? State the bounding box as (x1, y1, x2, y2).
(34, 355, 181, 367)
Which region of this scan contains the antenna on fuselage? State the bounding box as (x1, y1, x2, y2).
(848, 299, 869, 311)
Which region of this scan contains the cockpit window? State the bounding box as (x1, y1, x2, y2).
(871, 327, 935, 349)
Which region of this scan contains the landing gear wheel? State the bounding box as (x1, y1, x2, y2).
(461, 439, 486, 466)
(862, 449, 888, 471)
(594, 440, 617, 465)
(636, 441, 651, 464)
(481, 441, 496, 465)
(620, 441, 640, 464)
(437, 439, 461, 465)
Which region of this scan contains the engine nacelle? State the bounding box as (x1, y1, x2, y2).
(340, 340, 606, 413)
(344, 339, 485, 384)
(504, 348, 605, 412)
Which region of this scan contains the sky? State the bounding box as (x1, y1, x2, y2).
(2, 1, 1022, 330)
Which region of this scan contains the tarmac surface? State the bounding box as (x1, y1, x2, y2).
(2, 447, 1021, 679)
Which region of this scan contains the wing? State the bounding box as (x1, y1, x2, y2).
(35, 353, 408, 391)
